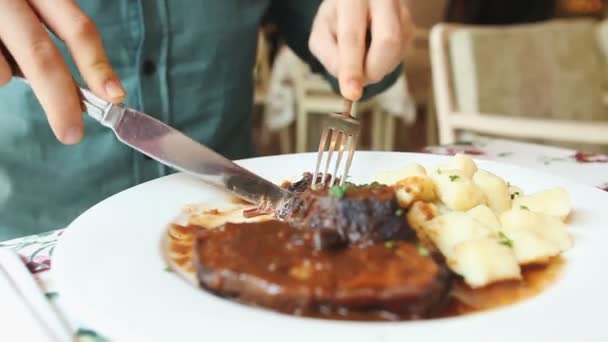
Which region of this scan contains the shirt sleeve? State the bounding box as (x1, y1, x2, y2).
(267, 0, 403, 101)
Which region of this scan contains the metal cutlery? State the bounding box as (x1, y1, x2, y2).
(1, 42, 293, 213)
(312, 100, 360, 188)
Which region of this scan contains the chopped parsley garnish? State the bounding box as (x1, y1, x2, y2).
(328, 184, 350, 199)
(520, 205, 529, 210)
(395, 208, 404, 216)
(437, 169, 443, 175)
(449, 175, 459, 182)
(417, 245, 430, 256)
(164, 266, 174, 273)
(498, 231, 514, 248)
(510, 191, 521, 199)
(385, 241, 396, 250)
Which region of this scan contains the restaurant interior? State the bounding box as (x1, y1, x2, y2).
(252, 0, 608, 155)
(2, 2, 608, 340)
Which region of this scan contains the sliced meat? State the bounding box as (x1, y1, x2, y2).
(194, 220, 451, 320)
(284, 183, 416, 247)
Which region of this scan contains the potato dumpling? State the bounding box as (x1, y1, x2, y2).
(375, 163, 427, 185)
(394, 176, 436, 208)
(423, 212, 494, 257)
(448, 238, 521, 288)
(500, 208, 573, 264)
(429, 169, 486, 211)
(467, 205, 501, 232)
(448, 153, 478, 178)
(498, 229, 562, 264)
(472, 169, 511, 213)
(512, 187, 571, 221)
(407, 201, 439, 252)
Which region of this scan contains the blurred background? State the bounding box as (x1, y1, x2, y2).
(252, 0, 608, 156)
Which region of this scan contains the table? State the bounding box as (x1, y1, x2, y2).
(1, 138, 607, 341)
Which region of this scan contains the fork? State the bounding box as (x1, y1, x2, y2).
(312, 100, 360, 188)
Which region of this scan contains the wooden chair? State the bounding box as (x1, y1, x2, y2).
(255, 30, 292, 154)
(430, 20, 608, 147)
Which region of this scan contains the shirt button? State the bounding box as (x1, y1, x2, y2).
(142, 60, 156, 76)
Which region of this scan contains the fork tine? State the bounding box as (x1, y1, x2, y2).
(340, 133, 358, 186)
(330, 131, 346, 187)
(322, 130, 339, 187)
(313, 127, 331, 186)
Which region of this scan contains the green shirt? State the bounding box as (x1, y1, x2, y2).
(0, 0, 401, 241)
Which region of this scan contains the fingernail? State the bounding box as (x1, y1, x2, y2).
(104, 79, 126, 101)
(62, 126, 83, 145)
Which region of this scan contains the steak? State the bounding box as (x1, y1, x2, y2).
(283, 183, 416, 247)
(194, 220, 451, 320)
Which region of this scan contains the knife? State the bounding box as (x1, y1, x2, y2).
(1, 43, 293, 213)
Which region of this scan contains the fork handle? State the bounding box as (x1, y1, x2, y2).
(343, 100, 354, 118)
(1, 40, 114, 123)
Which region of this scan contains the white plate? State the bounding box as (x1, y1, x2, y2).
(53, 152, 608, 342)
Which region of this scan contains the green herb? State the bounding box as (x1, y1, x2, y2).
(510, 191, 520, 200)
(449, 175, 459, 182)
(164, 266, 174, 273)
(498, 231, 514, 248)
(76, 328, 110, 342)
(395, 208, 404, 216)
(437, 169, 442, 175)
(385, 241, 396, 250)
(520, 205, 529, 210)
(417, 245, 430, 256)
(45, 292, 59, 301)
(328, 184, 350, 199)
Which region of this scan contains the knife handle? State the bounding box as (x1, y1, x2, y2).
(0, 39, 119, 127)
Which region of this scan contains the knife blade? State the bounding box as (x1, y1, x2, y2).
(97, 103, 292, 210)
(2, 40, 293, 211)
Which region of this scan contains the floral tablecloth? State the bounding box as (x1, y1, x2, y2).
(1, 138, 606, 341)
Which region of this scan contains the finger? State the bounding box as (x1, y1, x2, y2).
(309, 2, 339, 76)
(401, 5, 415, 50)
(0, 0, 83, 144)
(29, 0, 125, 103)
(337, 0, 368, 101)
(365, 0, 405, 84)
(0, 53, 10, 85)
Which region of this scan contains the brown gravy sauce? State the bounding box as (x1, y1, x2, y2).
(165, 212, 565, 321)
